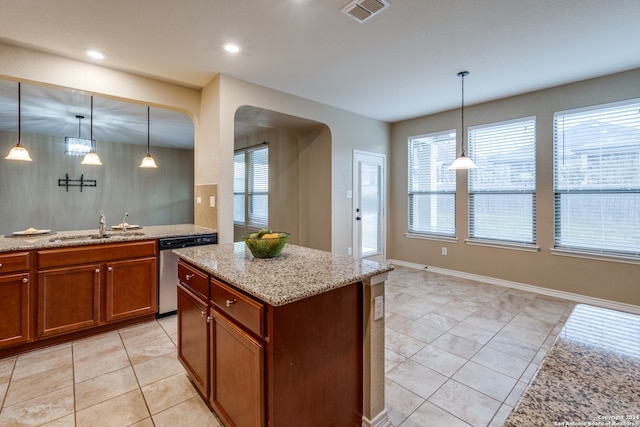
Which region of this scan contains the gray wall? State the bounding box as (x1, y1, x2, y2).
(0, 130, 194, 235)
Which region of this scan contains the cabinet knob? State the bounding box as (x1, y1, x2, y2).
(206, 315, 213, 323)
(185, 274, 194, 280)
(0, 263, 3, 268)
(22, 277, 28, 283)
(200, 310, 206, 317)
(226, 299, 236, 307)
(95, 268, 100, 273)
(108, 267, 113, 272)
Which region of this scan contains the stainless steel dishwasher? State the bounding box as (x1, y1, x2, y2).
(157, 233, 217, 317)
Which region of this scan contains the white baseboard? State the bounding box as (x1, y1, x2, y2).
(362, 409, 392, 427)
(388, 259, 640, 316)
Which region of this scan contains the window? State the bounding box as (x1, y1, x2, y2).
(554, 100, 640, 257)
(408, 131, 457, 237)
(234, 145, 269, 227)
(468, 117, 536, 244)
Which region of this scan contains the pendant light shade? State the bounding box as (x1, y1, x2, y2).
(81, 96, 102, 165)
(449, 71, 477, 170)
(140, 106, 157, 168)
(5, 83, 33, 161)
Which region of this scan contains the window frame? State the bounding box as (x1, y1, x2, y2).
(467, 116, 537, 246)
(553, 99, 640, 259)
(407, 130, 457, 239)
(233, 144, 269, 228)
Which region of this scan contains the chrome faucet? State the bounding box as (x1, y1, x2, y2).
(99, 210, 106, 236)
(122, 212, 128, 232)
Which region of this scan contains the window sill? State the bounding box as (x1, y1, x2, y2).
(464, 239, 540, 252)
(550, 248, 640, 265)
(405, 233, 458, 243)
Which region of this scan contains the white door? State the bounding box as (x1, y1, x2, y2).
(353, 150, 386, 263)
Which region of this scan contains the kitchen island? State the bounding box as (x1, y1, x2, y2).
(173, 242, 394, 427)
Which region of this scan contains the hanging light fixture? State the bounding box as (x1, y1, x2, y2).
(140, 106, 158, 168)
(5, 82, 33, 161)
(449, 71, 477, 170)
(65, 115, 95, 156)
(81, 96, 102, 165)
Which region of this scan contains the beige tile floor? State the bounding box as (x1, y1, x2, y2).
(0, 317, 222, 427)
(384, 266, 575, 427)
(0, 266, 575, 427)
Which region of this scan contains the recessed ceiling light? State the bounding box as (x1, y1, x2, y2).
(85, 50, 105, 59)
(223, 43, 240, 54)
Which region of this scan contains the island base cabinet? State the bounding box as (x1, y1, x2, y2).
(177, 283, 209, 398)
(106, 257, 157, 322)
(37, 265, 100, 338)
(0, 273, 30, 349)
(210, 309, 264, 427)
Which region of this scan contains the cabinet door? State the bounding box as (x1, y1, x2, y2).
(177, 283, 209, 398)
(210, 309, 264, 427)
(105, 257, 158, 322)
(37, 264, 100, 338)
(0, 273, 30, 348)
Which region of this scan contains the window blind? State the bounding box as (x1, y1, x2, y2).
(233, 151, 245, 224)
(468, 117, 536, 244)
(554, 100, 640, 257)
(408, 131, 457, 237)
(248, 146, 269, 227)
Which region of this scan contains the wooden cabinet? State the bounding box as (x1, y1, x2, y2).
(36, 240, 157, 339)
(106, 256, 157, 322)
(177, 282, 210, 398)
(37, 264, 100, 338)
(0, 252, 31, 349)
(209, 278, 265, 427)
(210, 308, 264, 427)
(176, 260, 363, 427)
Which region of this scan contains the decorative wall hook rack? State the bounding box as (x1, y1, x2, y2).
(58, 173, 97, 192)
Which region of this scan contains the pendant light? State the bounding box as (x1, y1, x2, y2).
(5, 82, 33, 161)
(140, 106, 158, 168)
(81, 96, 102, 165)
(449, 71, 477, 170)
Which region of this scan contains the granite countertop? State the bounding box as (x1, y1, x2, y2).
(173, 242, 394, 307)
(0, 224, 217, 253)
(504, 304, 640, 427)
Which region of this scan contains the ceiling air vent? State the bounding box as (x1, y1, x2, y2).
(341, 0, 390, 23)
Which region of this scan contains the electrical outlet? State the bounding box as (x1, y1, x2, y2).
(374, 295, 384, 320)
(348, 247, 352, 256)
(209, 196, 215, 207)
(196, 196, 202, 204)
(441, 247, 447, 255)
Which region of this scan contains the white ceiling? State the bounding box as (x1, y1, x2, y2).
(0, 0, 639, 147)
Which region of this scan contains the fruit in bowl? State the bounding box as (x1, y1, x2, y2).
(242, 228, 290, 258)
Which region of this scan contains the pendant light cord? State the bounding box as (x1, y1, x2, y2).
(90, 96, 93, 141)
(147, 106, 151, 155)
(458, 71, 469, 157)
(17, 83, 21, 143)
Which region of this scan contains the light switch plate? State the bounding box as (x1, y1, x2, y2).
(374, 295, 384, 320)
(196, 196, 202, 204)
(210, 196, 215, 207)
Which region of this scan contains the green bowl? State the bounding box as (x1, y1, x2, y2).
(242, 232, 290, 258)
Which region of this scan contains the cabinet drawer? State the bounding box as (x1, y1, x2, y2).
(178, 260, 209, 300)
(210, 278, 264, 337)
(38, 240, 157, 269)
(0, 252, 30, 274)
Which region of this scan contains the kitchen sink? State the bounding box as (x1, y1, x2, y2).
(49, 231, 145, 242)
